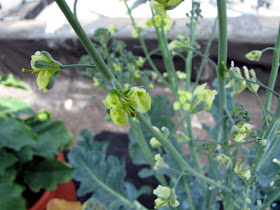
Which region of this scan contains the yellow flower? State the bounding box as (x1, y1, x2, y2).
(102, 87, 151, 126)
(192, 83, 218, 112)
(127, 87, 151, 113)
(150, 0, 183, 16)
(102, 93, 128, 126)
(22, 51, 62, 93)
(153, 185, 180, 209)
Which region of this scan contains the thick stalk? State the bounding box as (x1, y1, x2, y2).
(55, 0, 123, 91)
(217, 0, 229, 154)
(217, 0, 231, 207)
(264, 25, 280, 113)
(182, 176, 196, 210)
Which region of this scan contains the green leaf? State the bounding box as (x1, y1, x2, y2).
(124, 182, 138, 201)
(0, 117, 38, 150)
(0, 166, 17, 182)
(0, 182, 26, 210)
(31, 121, 73, 158)
(0, 149, 18, 175)
(138, 168, 154, 178)
(0, 74, 28, 90)
(24, 159, 74, 192)
(14, 146, 33, 164)
(68, 130, 133, 209)
(0, 97, 34, 117)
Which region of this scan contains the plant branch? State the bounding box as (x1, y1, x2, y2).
(55, 0, 123, 91)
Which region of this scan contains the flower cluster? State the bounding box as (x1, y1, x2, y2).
(102, 87, 151, 126)
(153, 185, 180, 209)
(150, 0, 183, 16)
(149, 126, 169, 148)
(173, 83, 218, 114)
(168, 34, 189, 55)
(226, 61, 259, 96)
(232, 123, 252, 143)
(234, 164, 252, 180)
(146, 14, 173, 32)
(22, 51, 62, 93)
(154, 154, 168, 170)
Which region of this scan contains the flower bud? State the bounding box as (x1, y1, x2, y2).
(176, 71, 187, 80)
(136, 56, 145, 67)
(154, 15, 162, 27)
(245, 50, 262, 61)
(154, 154, 168, 170)
(22, 51, 62, 93)
(150, 137, 162, 148)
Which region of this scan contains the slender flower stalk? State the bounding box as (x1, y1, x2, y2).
(263, 25, 280, 126)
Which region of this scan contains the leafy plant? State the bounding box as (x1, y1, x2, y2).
(20, 0, 280, 209)
(0, 97, 74, 210)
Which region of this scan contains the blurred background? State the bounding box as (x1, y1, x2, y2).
(0, 0, 279, 141)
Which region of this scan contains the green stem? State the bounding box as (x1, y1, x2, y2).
(55, 0, 123, 91)
(261, 47, 277, 53)
(139, 36, 170, 87)
(183, 176, 196, 210)
(217, 0, 232, 207)
(234, 78, 280, 98)
(255, 98, 280, 171)
(129, 119, 167, 185)
(194, 18, 218, 88)
(217, 0, 229, 154)
(264, 25, 280, 114)
(124, 1, 169, 88)
(151, 9, 178, 93)
(60, 64, 96, 69)
(176, 51, 218, 70)
(73, 0, 78, 18)
(254, 91, 268, 127)
(137, 114, 232, 193)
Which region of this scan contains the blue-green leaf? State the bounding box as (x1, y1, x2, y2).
(68, 130, 135, 209)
